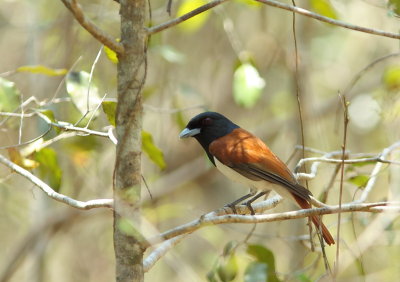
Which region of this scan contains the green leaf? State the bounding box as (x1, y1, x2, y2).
(217, 254, 238, 282)
(244, 262, 268, 282)
(310, 0, 338, 19)
(17, 65, 67, 76)
(389, 0, 400, 16)
(233, 63, 265, 108)
(104, 44, 118, 64)
(347, 175, 369, 188)
(383, 66, 400, 91)
(101, 101, 117, 126)
(142, 131, 166, 170)
(38, 109, 61, 133)
(247, 244, 280, 282)
(350, 160, 376, 167)
(296, 274, 312, 282)
(34, 148, 62, 191)
(66, 71, 101, 117)
(177, 0, 211, 32)
(0, 77, 20, 112)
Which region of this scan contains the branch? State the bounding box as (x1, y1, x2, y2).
(60, 0, 124, 54)
(149, 202, 398, 246)
(0, 154, 113, 210)
(143, 235, 187, 272)
(356, 141, 400, 203)
(147, 0, 230, 34)
(255, 0, 400, 40)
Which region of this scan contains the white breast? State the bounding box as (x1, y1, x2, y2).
(214, 158, 296, 202)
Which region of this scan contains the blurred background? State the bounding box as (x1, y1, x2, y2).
(1, 0, 400, 281)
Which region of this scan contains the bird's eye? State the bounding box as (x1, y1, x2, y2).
(201, 117, 213, 126)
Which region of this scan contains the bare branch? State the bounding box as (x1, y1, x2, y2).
(147, 0, 230, 35)
(148, 202, 397, 247)
(255, 0, 400, 40)
(356, 141, 400, 203)
(0, 154, 113, 210)
(143, 235, 187, 272)
(60, 0, 124, 54)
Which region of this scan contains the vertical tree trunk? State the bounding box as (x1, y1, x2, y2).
(114, 0, 146, 281)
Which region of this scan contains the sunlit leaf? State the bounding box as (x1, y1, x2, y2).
(247, 244, 280, 282)
(142, 131, 166, 170)
(34, 148, 62, 191)
(7, 148, 39, 170)
(20, 138, 44, 157)
(104, 44, 119, 64)
(66, 71, 101, 117)
(233, 63, 265, 108)
(17, 65, 67, 76)
(217, 254, 238, 282)
(347, 175, 369, 188)
(177, 0, 211, 32)
(0, 77, 20, 112)
(310, 0, 338, 20)
(102, 101, 117, 126)
(383, 65, 400, 91)
(244, 262, 268, 282)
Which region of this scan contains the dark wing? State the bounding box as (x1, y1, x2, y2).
(209, 128, 311, 201)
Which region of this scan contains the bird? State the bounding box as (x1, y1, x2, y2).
(179, 111, 335, 245)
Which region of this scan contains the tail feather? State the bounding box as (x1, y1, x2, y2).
(293, 195, 335, 246)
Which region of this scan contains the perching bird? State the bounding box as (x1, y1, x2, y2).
(179, 111, 335, 245)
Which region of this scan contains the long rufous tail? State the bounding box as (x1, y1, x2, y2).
(294, 196, 335, 245)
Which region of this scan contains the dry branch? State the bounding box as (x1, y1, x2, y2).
(255, 0, 400, 40)
(0, 154, 113, 210)
(147, 0, 230, 34)
(60, 0, 124, 54)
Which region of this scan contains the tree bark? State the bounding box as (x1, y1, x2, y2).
(114, 0, 146, 281)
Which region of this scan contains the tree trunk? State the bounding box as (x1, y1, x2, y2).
(114, 0, 146, 281)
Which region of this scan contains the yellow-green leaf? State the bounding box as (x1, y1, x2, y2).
(177, 0, 211, 32)
(66, 71, 101, 116)
(310, 0, 338, 19)
(233, 63, 265, 108)
(348, 175, 369, 188)
(104, 45, 118, 64)
(217, 254, 238, 282)
(34, 148, 62, 191)
(17, 65, 67, 76)
(142, 131, 166, 170)
(101, 101, 117, 126)
(389, 0, 400, 16)
(0, 77, 20, 112)
(383, 65, 400, 91)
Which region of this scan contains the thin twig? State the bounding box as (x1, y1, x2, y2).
(147, 0, 230, 34)
(60, 0, 124, 54)
(335, 94, 349, 276)
(255, 0, 400, 40)
(0, 154, 113, 210)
